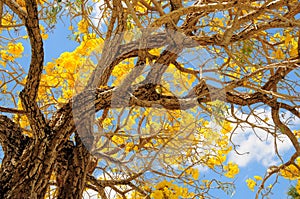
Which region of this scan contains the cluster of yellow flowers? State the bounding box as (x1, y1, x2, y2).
(125, 142, 139, 152)
(111, 134, 126, 146)
(0, 50, 13, 64)
(246, 176, 263, 191)
(0, 20, 48, 67)
(246, 178, 257, 192)
(0, 13, 15, 33)
(293, 130, 300, 138)
(280, 158, 300, 180)
(150, 180, 195, 199)
(7, 42, 24, 57)
(39, 34, 103, 104)
(210, 17, 225, 33)
(0, 42, 24, 66)
(15, 100, 32, 136)
(16, 19, 103, 127)
(77, 19, 89, 34)
(134, 0, 151, 13)
(102, 117, 113, 129)
(206, 154, 226, 169)
(224, 162, 239, 178)
(39, 25, 49, 40)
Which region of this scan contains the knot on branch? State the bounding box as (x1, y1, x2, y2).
(132, 83, 163, 101)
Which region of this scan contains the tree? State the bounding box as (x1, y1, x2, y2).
(0, 0, 299, 198)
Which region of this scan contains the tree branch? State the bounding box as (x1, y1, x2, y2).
(0, 115, 27, 154)
(0, 106, 26, 114)
(19, 0, 47, 138)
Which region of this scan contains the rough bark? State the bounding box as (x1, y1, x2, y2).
(55, 138, 90, 199)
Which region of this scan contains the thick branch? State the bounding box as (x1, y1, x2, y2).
(0, 115, 31, 199)
(0, 115, 28, 154)
(19, 0, 47, 137)
(0, 106, 26, 114)
(55, 138, 90, 199)
(22, 0, 44, 100)
(49, 76, 300, 143)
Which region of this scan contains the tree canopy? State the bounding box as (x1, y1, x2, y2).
(0, 0, 300, 198)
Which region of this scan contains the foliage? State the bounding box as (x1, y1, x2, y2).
(288, 186, 300, 199)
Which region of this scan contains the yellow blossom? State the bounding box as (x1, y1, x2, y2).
(246, 178, 256, 191)
(133, 145, 139, 151)
(149, 48, 162, 56)
(0, 60, 6, 66)
(207, 156, 224, 168)
(254, 175, 263, 181)
(7, 42, 24, 57)
(39, 25, 48, 40)
(280, 164, 300, 180)
(151, 190, 164, 199)
(102, 117, 113, 129)
(152, 180, 194, 199)
(112, 135, 125, 145)
(284, 32, 292, 47)
(1, 13, 14, 27)
(224, 162, 239, 178)
(125, 142, 134, 152)
(192, 168, 199, 180)
(41, 33, 48, 40)
(78, 19, 89, 34)
(1, 50, 14, 62)
(135, 1, 149, 13)
(221, 121, 232, 134)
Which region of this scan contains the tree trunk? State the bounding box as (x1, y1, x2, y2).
(0, 118, 55, 198)
(56, 137, 91, 199)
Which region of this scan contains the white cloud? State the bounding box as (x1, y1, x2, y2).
(83, 189, 99, 199)
(91, 0, 106, 28)
(227, 108, 298, 168)
(228, 130, 292, 167)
